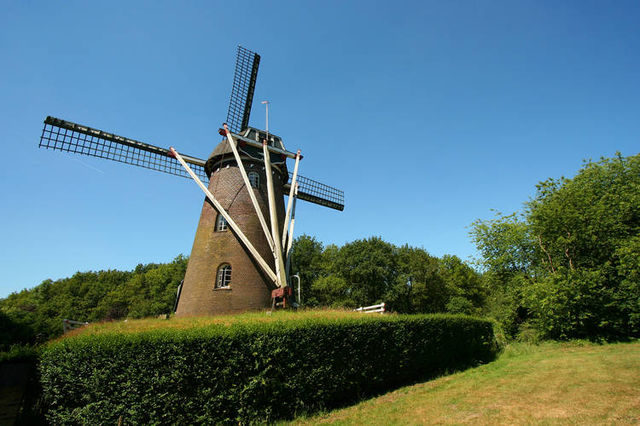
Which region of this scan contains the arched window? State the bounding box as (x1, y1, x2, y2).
(248, 171, 260, 189)
(215, 213, 228, 232)
(216, 264, 232, 289)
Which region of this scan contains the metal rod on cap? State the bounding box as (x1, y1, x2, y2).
(262, 100, 270, 143)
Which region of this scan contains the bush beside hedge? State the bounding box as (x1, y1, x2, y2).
(39, 314, 499, 424)
(0, 344, 38, 364)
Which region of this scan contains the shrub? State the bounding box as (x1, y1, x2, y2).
(0, 343, 39, 364)
(523, 268, 626, 340)
(39, 313, 499, 424)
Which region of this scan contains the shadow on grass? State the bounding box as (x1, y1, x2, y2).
(287, 353, 500, 423)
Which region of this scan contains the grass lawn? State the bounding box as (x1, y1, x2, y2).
(291, 341, 640, 425)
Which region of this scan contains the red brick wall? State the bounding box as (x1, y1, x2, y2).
(176, 157, 287, 316)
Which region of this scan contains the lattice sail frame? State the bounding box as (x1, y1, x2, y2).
(287, 174, 344, 211)
(39, 116, 208, 181)
(39, 117, 345, 211)
(226, 46, 261, 134)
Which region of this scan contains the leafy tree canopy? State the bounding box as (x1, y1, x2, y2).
(471, 153, 640, 340)
(0, 256, 187, 349)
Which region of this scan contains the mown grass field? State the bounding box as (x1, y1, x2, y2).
(291, 341, 640, 425)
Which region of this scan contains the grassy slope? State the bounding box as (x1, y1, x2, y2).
(292, 341, 640, 425)
(60, 309, 359, 338)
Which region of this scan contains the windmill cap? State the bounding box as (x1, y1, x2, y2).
(204, 138, 289, 180)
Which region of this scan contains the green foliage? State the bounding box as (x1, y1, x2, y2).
(290, 234, 324, 303)
(471, 153, 640, 340)
(0, 309, 35, 351)
(523, 268, 614, 339)
(0, 343, 39, 364)
(615, 235, 640, 333)
(39, 314, 499, 424)
(391, 245, 447, 314)
(334, 237, 397, 306)
(528, 154, 640, 272)
(294, 236, 484, 316)
(0, 256, 188, 346)
(470, 212, 535, 277)
(310, 275, 353, 307)
(440, 255, 486, 314)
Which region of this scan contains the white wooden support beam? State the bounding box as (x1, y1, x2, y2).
(170, 147, 278, 284)
(223, 124, 276, 252)
(263, 141, 288, 288)
(282, 150, 301, 250)
(285, 183, 299, 279)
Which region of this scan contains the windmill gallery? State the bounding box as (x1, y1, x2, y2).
(38, 46, 344, 316)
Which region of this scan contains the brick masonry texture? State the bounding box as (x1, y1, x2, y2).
(176, 147, 287, 316)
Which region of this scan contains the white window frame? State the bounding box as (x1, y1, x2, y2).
(216, 264, 232, 289)
(215, 213, 228, 232)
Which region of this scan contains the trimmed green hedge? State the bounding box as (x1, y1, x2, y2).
(39, 314, 499, 424)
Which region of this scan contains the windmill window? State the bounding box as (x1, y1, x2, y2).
(248, 171, 260, 188)
(215, 213, 228, 232)
(216, 264, 232, 289)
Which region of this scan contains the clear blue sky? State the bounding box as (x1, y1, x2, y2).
(1, 1, 639, 298)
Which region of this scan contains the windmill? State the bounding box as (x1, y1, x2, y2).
(38, 46, 344, 316)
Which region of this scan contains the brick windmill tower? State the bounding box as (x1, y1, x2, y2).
(38, 46, 344, 316)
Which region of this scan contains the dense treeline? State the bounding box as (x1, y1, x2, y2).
(0, 256, 188, 350)
(471, 153, 640, 341)
(291, 237, 484, 315)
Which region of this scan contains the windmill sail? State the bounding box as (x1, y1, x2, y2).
(39, 116, 208, 181)
(286, 174, 344, 211)
(40, 116, 344, 211)
(226, 46, 261, 134)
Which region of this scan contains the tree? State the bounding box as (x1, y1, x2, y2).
(470, 212, 536, 337)
(440, 255, 486, 315)
(296, 237, 482, 315)
(615, 235, 640, 334)
(310, 275, 353, 307)
(333, 237, 397, 307)
(528, 154, 640, 272)
(386, 245, 447, 314)
(470, 212, 535, 278)
(290, 235, 324, 306)
(0, 255, 188, 345)
(472, 153, 640, 340)
(0, 308, 35, 350)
